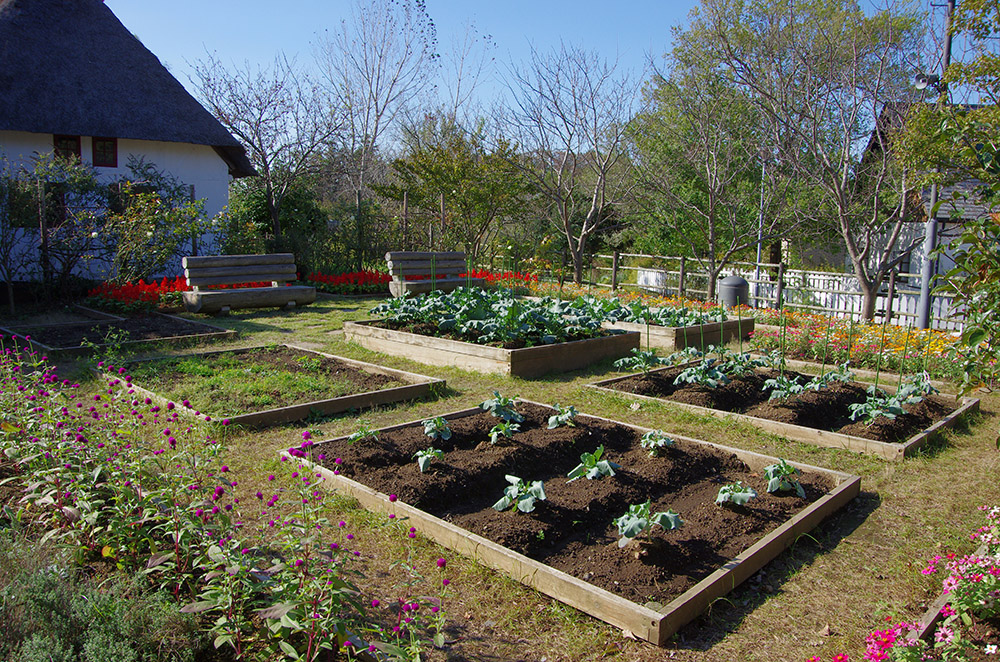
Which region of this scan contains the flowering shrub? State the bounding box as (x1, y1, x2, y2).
(0, 334, 449, 660)
(305, 270, 391, 295)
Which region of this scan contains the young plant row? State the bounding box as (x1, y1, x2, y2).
(369, 392, 808, 549)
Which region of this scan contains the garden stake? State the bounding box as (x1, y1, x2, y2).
(737, 313, 743, 356)
(847, 315, 855, 365)
(873, 316, 889, 392)
(819, 315, 832, 378)
(896, 325, 912, 393)
(779, 310, 787, 379)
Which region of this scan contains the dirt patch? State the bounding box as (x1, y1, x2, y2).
(4, 314, 225, 349)
(317, 403, 834, 605)
(126, 346, 405, 415)
(611, 368, 956, 444)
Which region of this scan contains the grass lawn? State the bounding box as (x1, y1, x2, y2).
(41, 295, 999, 661)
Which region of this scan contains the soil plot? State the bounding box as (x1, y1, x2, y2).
(591, 365, 978, 460)
(309, 402, 859, 644)
(118, 345, 443, 427)
(1, 312, 234, 352)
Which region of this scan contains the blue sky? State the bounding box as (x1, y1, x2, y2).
(104, 0, 701, 102)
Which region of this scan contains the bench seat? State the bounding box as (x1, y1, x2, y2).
(181, 253, 316, 314)
(386, 251, 483, 297)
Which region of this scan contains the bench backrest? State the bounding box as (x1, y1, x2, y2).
(385, 251, 469, 281)
(182, 254, 298, 290)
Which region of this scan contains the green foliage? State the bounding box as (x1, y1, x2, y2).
(414, 447, 443, 472)
(422, 416, 452, 441)
(673, 358, 730, 388)
(639, 430, 675, 457)
(715, 482, 758, 507)
(566, 445, 621, 482)
(763, 459, 806, 498)
(613, 500, 683, 547)
(346, 423, 380, 444)
(614, 348, 670, 376)
(479, 391, 525, 423)
(492, 475, 546, 513)
(488, 421, 520, 445)
(546, 403, 578, 429)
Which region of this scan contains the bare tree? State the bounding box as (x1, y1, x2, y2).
(690, 0, 925, 319)
(315, 0, 437, 195)
(191, 53, 338, 239)
(499, 43, 640, 284)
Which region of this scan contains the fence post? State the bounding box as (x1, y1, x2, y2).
(886, 271, 897, 325)
(776, 262, 785, 309)
(611, 251, 620, 291)
(678, 256, 687, 299)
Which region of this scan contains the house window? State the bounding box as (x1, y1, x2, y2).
(53, 135, 81, 161)
(92, 137, 117, 167)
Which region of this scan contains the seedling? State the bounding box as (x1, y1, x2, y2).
(566, 445, 621, 482)
(480, 391, 525, 423)
(492, 475, 546, 513)
(715, 482, 758, 507)
(639, 430, 675, 457)
(488, 421, 520, 445)
(848, 386, 905, 425)
(721, 351, 770, 377)
(673, 358, 730, 389)
(422, 416, 452, 441)
(613, 348, 669, 376)
(763, 459, 806, 498)
(547, 404, 578, 429)
(414, 447, 443, 473)
(346, 423, 379, 444)
(664, 346, 704, 365)
(613, 499, 683, 548)
(764, 374, 806, 401)
(896, 372, 938, 405)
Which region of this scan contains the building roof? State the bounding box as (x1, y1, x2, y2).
(0, 0, 255, 178)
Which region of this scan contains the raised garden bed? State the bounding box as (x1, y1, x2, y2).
(588, 364, 979, 460)
(604, 316, 754, 351)
(343, 320, 639, 378)
(298, 401, 860, 645)
(107, 344, 444, 427)
(1, 306, 235, 355)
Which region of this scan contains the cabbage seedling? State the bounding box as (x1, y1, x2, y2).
(480, 391, 525, 423)
(763, 459, 806, 498)
(566, 445, 621, 482)
(492, 475, 546, 513)
(414, 447, 443, 473)
(639, 430, 675, 457)
(614, 500, 683, 547)
(488, 421, 520, 445)
(346, 423, 379, 444)
(422, 416, 452, 441)
(715, 482, 758, 506)
(547, 404, 578, 429)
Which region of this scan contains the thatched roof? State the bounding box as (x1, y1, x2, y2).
(0, 0, 255, 178)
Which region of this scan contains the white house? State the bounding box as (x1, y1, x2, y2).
(0, 0, 255, 218)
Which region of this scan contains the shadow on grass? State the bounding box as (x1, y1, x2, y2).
(669, 488, 882, 652)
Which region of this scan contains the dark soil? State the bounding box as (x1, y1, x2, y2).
(4, 314, 226, 349)
(610, 367, 956, 444)
(369, 319, 616, 350)
(961, 613, 1000, 660)
(317, 403, 836, 605)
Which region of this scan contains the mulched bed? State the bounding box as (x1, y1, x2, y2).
(317, 403, 835, 604)
(610, 367, 956, 444)
(3, 314, 225, 349)
(369, 319, 616, 350)
(126, 346, 404, 414)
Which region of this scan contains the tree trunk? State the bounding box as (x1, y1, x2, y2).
(4, 278, 14, 316)
(858, 278, 878, 322)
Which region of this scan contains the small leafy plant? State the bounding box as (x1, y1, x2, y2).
(613, 348, 669, 376)
(763, 459, 806, 498)
(673, 358, 730, 388)
(414, 447, 443, 473)
(896, 371, 939, 405)
(422, 416, 452, 441)
(547, 403, 578, 429)
(847, 386, 905, 425)
(492, 475, 546, 513)
(480, 391, 525, 423)
(639, 430, 675, 457)
(346, 423, 379, 444)
(566, 445, 621, 482)
(721, 351, 771, 377)
(613, 500, 683, 547)
(764, 374, 806, 401)
(488, 421, 520, 445)
(716, 482, 758, 507)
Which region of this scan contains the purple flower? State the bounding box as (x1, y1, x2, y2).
(437, 558, 446, 569)
(388, 494, 398, 503)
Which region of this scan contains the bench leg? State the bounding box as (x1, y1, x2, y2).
(215, 306, 231, 316)
(284, 301, 297, 310)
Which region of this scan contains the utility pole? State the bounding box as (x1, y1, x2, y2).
(917, 0, 955, 329)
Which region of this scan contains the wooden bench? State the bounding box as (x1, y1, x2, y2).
(181, 253, 316, 315)
(386, 251, 484, 297)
